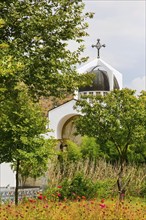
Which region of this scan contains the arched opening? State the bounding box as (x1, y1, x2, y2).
(61, 115, 82, 145)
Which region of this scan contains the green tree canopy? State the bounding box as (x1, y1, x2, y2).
(75, 89, 146, 199)
(0, 82, 54, 163)
(0, 82, 55, 204)
(75, 89, 146, 159)
(0, 0, 93, 99)
(0, 1, 94, 204)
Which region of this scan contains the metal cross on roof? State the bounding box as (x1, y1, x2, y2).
(92, 39, 106, 59)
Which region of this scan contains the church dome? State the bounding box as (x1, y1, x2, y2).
(113, 75, 120, 90)
(79, 67, 110, 92)
(79, 65, 120, 92)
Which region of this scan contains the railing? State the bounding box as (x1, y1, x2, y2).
(0, 187, 41, 203)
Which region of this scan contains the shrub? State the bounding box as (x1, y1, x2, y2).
(94, 179, 116, 198)
(45, 172, 99, 200)
(66, 172, 98, 199)
(64, 140, 82, 162)
(80, 136, 101, 161)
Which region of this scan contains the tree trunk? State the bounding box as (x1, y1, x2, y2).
(117, 157, 125, 201)
(15, 159, 20, 205)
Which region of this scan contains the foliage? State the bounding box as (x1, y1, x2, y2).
(0, 83, 55, 204)
(75, 88, 146, 199)
(0, 83, 54, 164)
(0, 0, 94, 99)
(61, 136, 121, 165)
(94, 179, 116, 198)
(127, 142, 146, 164)
(45, 172, 99, 201)
(0, 0, 94, 205)
(47, 155, 146, 200)
(63, 172, 98, 199)
(62, 140, 82, 162)
(80, 136, 102, 162)
(75, 89, 146, 161)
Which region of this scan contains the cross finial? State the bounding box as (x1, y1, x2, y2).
(92, 39, 106, 58)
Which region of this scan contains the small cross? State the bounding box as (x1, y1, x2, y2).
(92, 39, 106, 58)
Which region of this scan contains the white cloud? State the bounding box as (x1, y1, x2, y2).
(125, 75, 146, 94)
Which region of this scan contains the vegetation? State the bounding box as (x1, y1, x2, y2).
(0, 1, 145, 216)
(0, 83, 55, 205)
(75, 89, 146, 200)
(0, 0, 93, 205)
(0, 19, 55, 204)
(45, 156, 146, 200)
(1, 156, 146, 219)
(1, 197, 146, 220)
(0, 0, 93, 99)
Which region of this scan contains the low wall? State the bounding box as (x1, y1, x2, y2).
(0, 187, 41, 203)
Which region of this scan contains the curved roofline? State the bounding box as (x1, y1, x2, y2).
(78, 58, 121, 74)
(77, 58, 122, 89)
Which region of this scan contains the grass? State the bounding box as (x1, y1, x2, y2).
(0, 197, 146, 220)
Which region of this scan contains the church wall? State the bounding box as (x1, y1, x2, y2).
(47, 99, 79, 139)
(0, 163, 16, 187)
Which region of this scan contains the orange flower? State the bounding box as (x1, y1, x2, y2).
(101, 198, 105, 203)
(29, 198, 36, 203)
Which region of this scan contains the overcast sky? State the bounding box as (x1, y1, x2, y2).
(77, 0, 145, 93)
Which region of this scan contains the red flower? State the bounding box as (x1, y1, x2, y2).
(57, 186, 62, 188)
(38, 195, 43, 200)
(99, 203, 106, 208)
(57, 193, 61, 197)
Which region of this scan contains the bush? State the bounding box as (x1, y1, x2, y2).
(45, 172, 99, 200)
(80, 136, 101, 161)
(95, 179, 116, 198)
(64, 140, 82, 162)
(44, 174, 116, 201)
(66, 172, 98, 199)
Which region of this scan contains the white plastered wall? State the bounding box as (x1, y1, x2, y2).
(47, 99, 79, 139)
(0, 163, 16, 187)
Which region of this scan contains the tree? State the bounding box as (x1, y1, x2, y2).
(0, 1, 93, 204)
(0, 0, 93, 99)
(75, 89, 146, 200)
(0, 82, 55, 205)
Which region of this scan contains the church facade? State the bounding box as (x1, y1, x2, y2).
(46, 57, 122, 144)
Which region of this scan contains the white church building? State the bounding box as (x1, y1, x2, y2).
(46, 58, 122, 143)
(0, 39, 122, 187)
